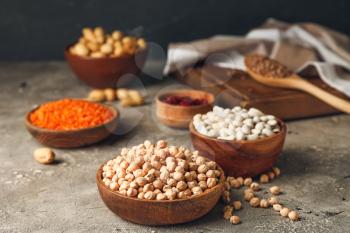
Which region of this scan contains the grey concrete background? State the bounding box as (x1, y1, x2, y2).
(0, 61, 349, 232)
(1, 0, 350, 60)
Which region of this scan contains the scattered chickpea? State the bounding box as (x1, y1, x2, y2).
(33, 148, 55, 164)
(249, 197, 260, 207)
(244, 192, 255, 202)
(250, 182, 260, 191)
(270, 186, 282, 195)
(260, 199, 270, 208)
(233, 201, 242, 210)
(273, 204, 283, 212)
(222, 190, 231, 203)
(280, 207, 290, 217)
(243, 178, 253, 186)
(236, 177, 244, 186)
(268, 171, 275, 180)
(104, 88, 116, 101)
(272, 167, 281, 176)
(268, 196, 279, 205)
(88, 89, 105, 102)
(230, 215, 241, 225)
(260, 174, 269, 183)
(223, 209, 232, 220)
(288, 211, 300, 221)
(230, 179, 241, 189)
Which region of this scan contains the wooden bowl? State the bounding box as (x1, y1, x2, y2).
(64, 45, 148, 88)
(189, 119, 287, 177)
(25, 102, 119, 148)
(155, 90, 214, 129)
(96, 164, 225, 225)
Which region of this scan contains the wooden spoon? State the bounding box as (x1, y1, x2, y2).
(244, 54, 350, 114)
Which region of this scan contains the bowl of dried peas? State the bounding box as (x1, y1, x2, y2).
(25, 98, 119, 148)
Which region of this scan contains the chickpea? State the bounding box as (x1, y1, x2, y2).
(112, 30, 123, 41)
(249, 197, 260, 207)
(223, 210, 232, 220)
(128, 90, 144, 106)
(230, 215, 241, 225)
(74, 43, 89, 57)
(153, 179, 164, 190)
(244, 188, 254, 195)
(86, 42, 99, 52)
(192, 186, 203, 195)
(88, 89, 105, 102)
(260, 199, 269, 208)
(198, 181, 207, 190)
(137, 192, 145, 199)
(187, 181, 198, 189)
(127, 188, 137, 197)
(288, 211, 299, 221)
(144, 191, 156, 200)
(268, 171, 275, 180)
(109, 182, 120, 191)
(223, 205, 233, 213)
(272, 167, 281, 176)
(33, 148, 55, 164)
(156, 193, 167, 200)
(125, 173, 134, 182)
(100, 43, 113, 55)
(173, 171, 184, 181)
(270, 186, 282, 195)
(104, 88, 116, 101)
(207, 178, 217, 188)
(250, 182, 260, 191)
(243, 177, 253, 186)
(137, 38, 147, 49)
(197, 164, 209, 174)
(236, 177, 244, 186)
(197, 173, 207, 182)
(273, 204, 283, 212)
(206, 161, 216, 170)
(129, 181, 138, 189)
(230, 179, 241, 189)
(82, 28, 96, 42)
(244, 192, 255, 202)
(195, 156, 206, 165)
(233, 201, 242, 210)
(119, 189, 127, 196)
(280, 208, 290, 217)
(222, 190, 231, 203)
(167, 162, 176, 173)
(176, 180, 187, 191)
(156, 140, 167, 149)
(268, 197, 279, 205)
(260, 174, 269, 183)
(165, 189, 177, 200)
(167, 178, 177, 187)
(93, 27, 104, 39)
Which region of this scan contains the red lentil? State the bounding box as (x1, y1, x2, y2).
(29, 99, 114, 130)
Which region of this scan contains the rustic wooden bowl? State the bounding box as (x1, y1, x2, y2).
(155, 90, 214, 129)
(189, 119, 287, 177)
(64, 45, 148, 88)
(25, 102, 119, 148)
(96, 164, 225, 225)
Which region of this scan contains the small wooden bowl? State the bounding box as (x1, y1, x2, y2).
(189, 120, 287, 177)
(25, 102, 119, 148)
(156, 90, 214, 129)
(65, 45, 148, 88)
(96, 164, 225, 225)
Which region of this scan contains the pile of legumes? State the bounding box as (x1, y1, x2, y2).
(193, 106, 280, 141)
(29, 99, 114, 130)
(101, 140, 222, 200)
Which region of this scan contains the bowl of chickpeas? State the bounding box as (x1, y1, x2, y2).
(65, 27, 148, 88)
(96, 140, 225, 225)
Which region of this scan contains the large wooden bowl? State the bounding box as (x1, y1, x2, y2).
(65, 45, 148, 88)
(96, 164, 225, 225)
(189, 120, 287, 177)
(156, 90, 214, 129)
(25, 103, 119, 148)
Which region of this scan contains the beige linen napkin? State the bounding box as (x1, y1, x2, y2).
(163, 18, 350, 97)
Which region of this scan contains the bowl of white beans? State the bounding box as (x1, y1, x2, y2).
(189, 106, 287, 177)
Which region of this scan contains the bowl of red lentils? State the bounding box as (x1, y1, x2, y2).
(96, 140, 225, 225)
(25, 98, 119, 148)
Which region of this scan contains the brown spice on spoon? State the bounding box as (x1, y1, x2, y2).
(244, 54, 293, 78)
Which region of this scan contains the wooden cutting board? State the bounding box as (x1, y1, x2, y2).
(173, 65, 349, 120)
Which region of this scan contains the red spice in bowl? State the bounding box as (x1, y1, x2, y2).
(161, 96, 208, 106)
(29, 99, 114, 130)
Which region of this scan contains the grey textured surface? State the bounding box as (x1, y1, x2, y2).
(0, 62, 349, 233)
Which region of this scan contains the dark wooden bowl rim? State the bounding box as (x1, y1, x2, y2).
(189, 118, 286, 145)
(25, 99, 119, 134)
(96, 161, 225, 204)
(156, 89, 215, 110)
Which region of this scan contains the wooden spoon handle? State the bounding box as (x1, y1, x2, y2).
(294, 76, 350, 114)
